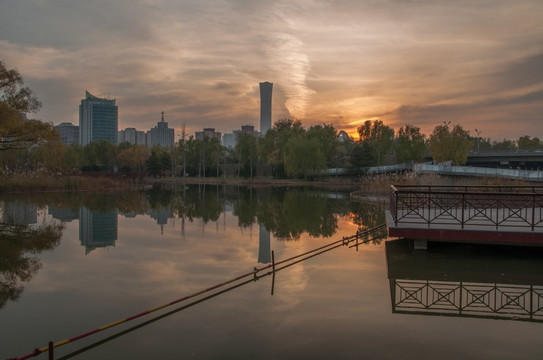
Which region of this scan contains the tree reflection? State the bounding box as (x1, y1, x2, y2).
(233, 187, 258, 228)
(257, 188, 340, 241)
(349, 201, 387, 244)
(0, 219, 64, 308)
(172, 184, 223, 224)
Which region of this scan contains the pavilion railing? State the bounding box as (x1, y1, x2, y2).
(389, 185, 543, 231)
(390, 279, 543, 322)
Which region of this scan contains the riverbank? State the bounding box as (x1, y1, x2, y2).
(0, 173, 360, 193)
(147, 176, 360, 189)
(1, 171, 532, 194)
(0, 173, 147, 193)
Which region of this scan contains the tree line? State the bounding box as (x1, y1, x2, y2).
(2, 60, 542, 179)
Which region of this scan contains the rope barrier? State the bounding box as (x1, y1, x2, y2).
(11, 224, 386, 360)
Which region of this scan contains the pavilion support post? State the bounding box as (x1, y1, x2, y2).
(413, 239, 428, 251)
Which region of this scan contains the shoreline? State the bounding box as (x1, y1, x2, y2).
(0, 174, 361, 193)
(147, 176, 361, 189)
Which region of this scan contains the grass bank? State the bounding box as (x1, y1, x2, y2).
(0, 173, 147, 193)
(146, 176, 360, 189)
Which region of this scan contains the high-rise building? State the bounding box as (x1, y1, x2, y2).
(79, 91, 118, 146)
(147, 111, 175, 148)
(54, 122, 79, 145)
(259, 81, 273, 135)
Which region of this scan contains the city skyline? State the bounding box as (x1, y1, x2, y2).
(1, 1, 542, 140)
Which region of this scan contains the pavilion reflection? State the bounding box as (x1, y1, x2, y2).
(386, 238, 543, 322)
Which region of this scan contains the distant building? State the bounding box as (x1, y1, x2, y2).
(79, 91, 118, 146)
(338, 130, 353, 142)
(147, 111, 175, 148)
(222, 133, 235, 148)
(118, 127, 145, 145)
(195, 128, 221, 141)
(234, 125, 259, 145)
(55, 122, 79, 145)
(259, 81, 273, 135)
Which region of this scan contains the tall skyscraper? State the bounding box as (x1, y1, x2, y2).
(259, 81, 273, 135)
(79, 91, 118, 146)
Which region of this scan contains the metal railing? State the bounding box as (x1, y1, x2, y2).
(391, 279, 543, 322)
(390, 185, 543, 231)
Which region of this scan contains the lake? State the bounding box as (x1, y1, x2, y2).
(1, 184, 543, 359)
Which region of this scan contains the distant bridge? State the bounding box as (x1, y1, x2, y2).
(465, 151, 543, 169)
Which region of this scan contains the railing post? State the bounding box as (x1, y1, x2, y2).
(532, 194, 535, 231)
(461, 193, 465, 229)
(48, 341, 54, 360)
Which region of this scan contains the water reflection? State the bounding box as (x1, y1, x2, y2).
(386, 238, 543, 322)
(0, 185, 383, 309)
(258, 223, 271, 264)
(0, 200, 64, 308)
(36, 184, 380, 243)
(79, 207, 118, 254)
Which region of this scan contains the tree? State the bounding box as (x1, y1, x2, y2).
(357, 120, 394, 166)
(117, 144, 149, 175)
(236, 132, 257, 178)
(80, 140, 117, 171)
(350, 142, 374, 168)
(146, 149, 162, 177)
(259, 118, 305, 178)
(284, 135, 326, 179)
(395, 124, 427, 163)
(429, 123, 472, 165)
(491, 138, 517, 151)
(517, 136, 541, 151)
(160, 150, 172, 176)
(0, 61, 57, 151)
(306, 124, 339, 167)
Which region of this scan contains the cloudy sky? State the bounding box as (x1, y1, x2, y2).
(1, 0, 542, 140)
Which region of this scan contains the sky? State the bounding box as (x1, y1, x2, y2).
(1, 0, 542, 141)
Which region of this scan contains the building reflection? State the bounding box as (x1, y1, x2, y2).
(79, 207, 118, 254)
(2, 200, 37, 225)
(48, 206, 79, 222)
(258, 223, 271, 264)
(386, 239, 543, 322)
(147, 207, 174, 234)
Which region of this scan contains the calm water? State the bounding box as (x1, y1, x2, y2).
(1, 185, 543, 359)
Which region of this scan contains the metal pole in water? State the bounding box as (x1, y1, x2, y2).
(48, 341, 54, 360)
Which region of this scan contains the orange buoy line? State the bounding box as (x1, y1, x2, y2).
(12, 224, 385, 360)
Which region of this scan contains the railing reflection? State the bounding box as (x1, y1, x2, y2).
(386, 239, 543, 322)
